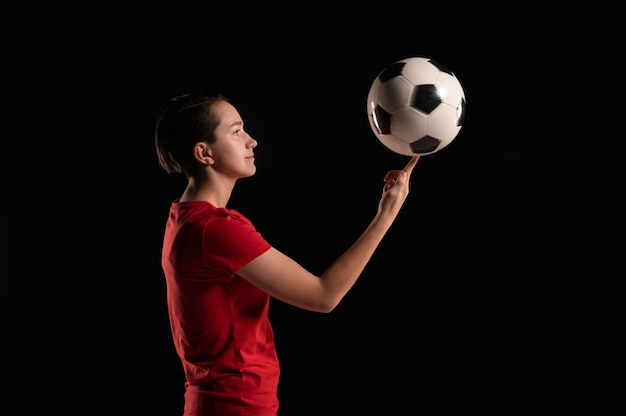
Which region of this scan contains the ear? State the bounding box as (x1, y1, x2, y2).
(193, 142, 214, 166)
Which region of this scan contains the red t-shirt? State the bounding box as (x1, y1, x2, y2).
(161, 200, 278, 415)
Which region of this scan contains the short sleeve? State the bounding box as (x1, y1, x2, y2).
(201, 210, 271, 275)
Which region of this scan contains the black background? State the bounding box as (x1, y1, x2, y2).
(2, 1, 625, 415)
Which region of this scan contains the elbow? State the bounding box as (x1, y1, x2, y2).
(297, 297, 338, 313)
(313, 298, 341, 314)
(317, 304, 336, 314)
(280, 294, 339, 313)
(294, 287, 343, 313)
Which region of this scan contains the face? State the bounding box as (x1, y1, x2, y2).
(208, 100, 258, 179)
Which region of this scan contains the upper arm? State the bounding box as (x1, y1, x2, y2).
(236, 247, 337, 313)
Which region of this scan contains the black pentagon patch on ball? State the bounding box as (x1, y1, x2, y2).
(409, 136, 440, 154)
(427, 59, 453, 76)
(378, 62, 406, 83)
(371, 105, 391, 134)
(410, 84, 441, 114)
(457, 98, 467, 126)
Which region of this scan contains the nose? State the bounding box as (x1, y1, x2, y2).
(248, 136, 258, 148)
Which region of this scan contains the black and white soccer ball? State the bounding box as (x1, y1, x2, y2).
(367, 57, 467, 156)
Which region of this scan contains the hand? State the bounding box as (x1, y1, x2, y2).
(378, 156, 419, 220)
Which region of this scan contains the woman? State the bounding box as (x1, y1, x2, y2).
(154, 90, 419, 415)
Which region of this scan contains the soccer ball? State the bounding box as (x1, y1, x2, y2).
(367, 57, 466, 156)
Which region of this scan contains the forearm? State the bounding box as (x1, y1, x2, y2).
(319, 213, 394, 309)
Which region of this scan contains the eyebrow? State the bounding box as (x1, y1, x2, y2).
(229, 120, 243, 128)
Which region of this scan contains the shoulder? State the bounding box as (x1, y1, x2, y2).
(204, 207, 255, 230)
(199, 207, 268, 247)
(174, 201, 254, 227)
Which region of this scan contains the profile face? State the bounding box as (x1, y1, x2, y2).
(209, 100, 258, 179)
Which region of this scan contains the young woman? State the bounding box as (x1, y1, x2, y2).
(155, 90, 419, 415)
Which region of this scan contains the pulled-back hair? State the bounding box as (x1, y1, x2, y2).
(155, 91, 229, 176)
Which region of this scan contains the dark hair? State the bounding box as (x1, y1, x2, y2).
(155, 91, 229, 175)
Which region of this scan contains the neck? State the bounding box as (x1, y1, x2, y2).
(179, 176, 234, 208)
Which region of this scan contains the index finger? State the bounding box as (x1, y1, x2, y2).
(403, 155, 420, 175)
